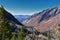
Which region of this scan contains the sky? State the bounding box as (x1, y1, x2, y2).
(0, 0, 60, 15)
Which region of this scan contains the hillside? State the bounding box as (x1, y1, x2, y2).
(0, 6, 24, 26)
(23, 6, 60, 33)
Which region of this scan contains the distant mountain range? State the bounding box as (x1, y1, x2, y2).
(23, 6, 60, 33)
(14, 15, 30, 22)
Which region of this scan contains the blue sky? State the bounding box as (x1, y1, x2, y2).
(0, 0, 60, 15)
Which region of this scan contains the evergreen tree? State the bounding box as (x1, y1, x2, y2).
(18, 28, 27, 40)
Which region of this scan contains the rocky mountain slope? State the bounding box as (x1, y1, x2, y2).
(23, 6, 60, 33)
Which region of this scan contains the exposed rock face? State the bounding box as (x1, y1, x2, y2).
(23, 6, 60, 33)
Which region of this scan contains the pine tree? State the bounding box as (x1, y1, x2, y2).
(18, 28, 27, 40)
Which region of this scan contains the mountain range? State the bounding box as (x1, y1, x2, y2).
(23, 6, 60, 33)
(1, 6, 60, 33)
(14, 15, 30, 22)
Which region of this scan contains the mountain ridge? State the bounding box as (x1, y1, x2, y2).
(0, 6, 25, 30)
(23, 6, 60, 32)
